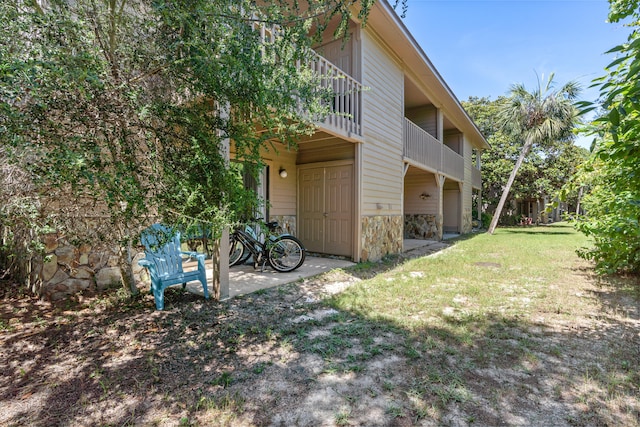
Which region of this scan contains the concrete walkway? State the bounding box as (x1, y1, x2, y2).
(403, 238, 438, 251)
(225, 256, 355, 299)
(183, 239, 444, 300)
(183, 255, 355, 300)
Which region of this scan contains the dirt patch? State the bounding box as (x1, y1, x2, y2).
(1, 243, 639, 426)
(474, 262, 502, 268)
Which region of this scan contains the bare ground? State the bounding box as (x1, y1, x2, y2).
(1, 243, 639, 427)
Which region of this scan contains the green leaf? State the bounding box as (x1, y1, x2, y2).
(605, 44, 626, 54)
(609, 108, 620, 126)
(605, 55, 630, 69)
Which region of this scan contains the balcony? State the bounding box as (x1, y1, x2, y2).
(309, 52, 363, 141)
(403, 117, 465, 182)
(472, 167, 482, 189)
(442, 144, 464, 181)
(250, 13, 362, 142)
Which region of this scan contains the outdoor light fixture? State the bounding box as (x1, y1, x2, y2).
(279, 167, 288, 178)
(420, 192, 430, 200)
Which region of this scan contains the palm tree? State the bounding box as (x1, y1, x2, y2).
(488, 74, 580, 234)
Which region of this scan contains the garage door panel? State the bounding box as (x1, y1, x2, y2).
(299, 164, 353, 257)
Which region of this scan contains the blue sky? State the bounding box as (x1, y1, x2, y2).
(400, 0, 632, 147)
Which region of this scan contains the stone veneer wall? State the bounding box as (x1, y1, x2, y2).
(462, 210, 472, 234)
(270, 215, 297, 236)
(29, 233, 147, 301)
(361, 215, 403, 262)
(404, 214, 438, 239)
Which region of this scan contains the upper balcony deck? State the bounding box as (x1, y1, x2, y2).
(403, 117, 481, 187)
(309, 51, 363, 141)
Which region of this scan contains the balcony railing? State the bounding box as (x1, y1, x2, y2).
(309, 52, 362, 139)
(250, 12, 362, 140)
(403, 118, 441, 172)
(403, 117, 466, 182)
(442, 144, 464, 181)
(472, 167, 482, 189)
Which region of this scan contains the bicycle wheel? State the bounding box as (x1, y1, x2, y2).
(229, 235, 248, 266)
(268, 236, 306, 272)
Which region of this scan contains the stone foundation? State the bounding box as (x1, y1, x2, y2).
(270, 215, 297, 236)
(462, 209, 472, 234)
(361, 215, 403, 262)
(29, 233, 147, 301)
(404, 214, 438, 239)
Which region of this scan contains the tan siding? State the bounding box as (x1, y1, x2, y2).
(462, 138, 474, 231)
(261, 145, 297, 216)
(360, 29, 404, 217)
(296, 140, 355, 164)
(405, 106, 437, 138)
(444, 132, 462, 154)
(315, 34, 361, 81)
(404, 171, 438, 214)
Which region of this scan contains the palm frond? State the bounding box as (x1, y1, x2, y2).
(498, 74, 581, 147)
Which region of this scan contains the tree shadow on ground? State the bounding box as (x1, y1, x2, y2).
(1, 235, 639, 426)
(500, 225, 576, 236)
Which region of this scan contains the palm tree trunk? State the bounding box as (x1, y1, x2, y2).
(488, 138, 534, 234)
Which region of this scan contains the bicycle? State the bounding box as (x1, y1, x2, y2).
(229, 218, 291, 266)
(229, 219, 267, 267)
(229, 220, 306, 272)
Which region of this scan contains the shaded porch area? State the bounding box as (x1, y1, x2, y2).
(178, 238, 451, 302)
(182, 256, 355, 300)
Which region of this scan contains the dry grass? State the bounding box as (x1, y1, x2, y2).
(1, 223, 639, 426)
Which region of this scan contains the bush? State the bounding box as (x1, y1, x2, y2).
(481, 212, 492, 229)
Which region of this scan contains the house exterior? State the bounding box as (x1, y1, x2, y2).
(232, 0, 489, 268)
(3, 1, 489, 304)
(5, 1, 489, 303)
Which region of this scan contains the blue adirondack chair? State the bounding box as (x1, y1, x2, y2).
(138, 223, 209, 310)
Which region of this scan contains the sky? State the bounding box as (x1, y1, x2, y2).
(399, 0, 632, 148)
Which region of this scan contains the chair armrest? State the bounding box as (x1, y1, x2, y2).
(138, 259, 153, 268)
(181, 251, 206, 270)
(138, 258, 159, 281)
(181, 251, 205, 261)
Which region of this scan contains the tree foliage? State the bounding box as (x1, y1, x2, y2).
(0, 0, 401, 285)
(486, 75, 580, 233)
(463, 96, 586, 225)
(573, 1, 640, 274)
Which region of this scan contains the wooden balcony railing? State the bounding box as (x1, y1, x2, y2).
(403, 118, 441, 172)
(250, 13, 362, 140)
(442, 144, 464, 181)
(472, 167, 482, 189)
(309, 52, 363, 139)
(403, 117, 467, 183)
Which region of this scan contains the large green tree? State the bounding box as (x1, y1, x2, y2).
(487, 75, 580, 234)
(573, 1, 640, 274)
(0, 0, 393, 289)
(464, 96, 587, 225)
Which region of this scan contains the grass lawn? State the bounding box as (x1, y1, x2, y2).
(317, 223, 640, 425)
(1, 222, 639, 426)
(333, 222, 594, 333)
